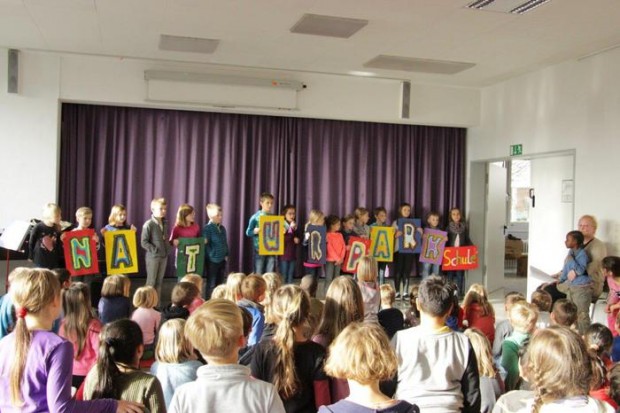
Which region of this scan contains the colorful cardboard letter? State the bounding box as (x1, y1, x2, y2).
(104, 229, 139, 275)
(370, 226, 395, 262)
(176, 237, 206, 278)
(342, 236, 371, 273)
(63, 229, 99, 276)
(397, 218, 422, 253)
(419, 229, 448, 265)
(307, 224, 326, 265)
(442, 246, 479, 271)
(258, 216, 285, 255)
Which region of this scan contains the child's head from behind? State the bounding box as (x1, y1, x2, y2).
(299, 274, 318, 298)
(526, 326, 591, 409)
(150, 197, 167, 218)
(602, 256, 620, 281)
(75, 206, 93, 228)
(610, 364, 620, 406)
(464, 328, 496, 378)
(206, 203, 222, 224)
(307, 209, 325, 226)
(51, 268, 71, 289)
(101, 274, 130, 298)
(185, 298, 243, 362)
(380, 284, 395, 308)
(325, 215, 341, 232)
(318, 276, 364, 342)
(259, 192, 274, 212)
(175, 203, 195, 227)
(373, 207, 387, 224)
(132, 286, 158, 309)
(584, 323, 613, 358)
(62, 282, 93, 325)
(417, 275, 453, 318)
(356, 256, 378, 283)
(530, 290, 552, 313)
(171, 282, 199, 308)
(509, 301, 538, 333)
(155, 319, 194, 363)
(180, 273, 203, 295)
(241, 274, 267, 303)
(108, 204, 128, 226)
(324, 322, 397, 385)
(551, 299, 578, 328)
(354, 207, 369, 224)
(42, 202, 61, 224)
(225, 272, 246, 302)
(565, 230, 584, 249)
(211, 284, 228, 300)
(262, 272, 282, 321)
(504, 291, 526, 311)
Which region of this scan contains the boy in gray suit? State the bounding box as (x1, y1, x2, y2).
(141, 197, 171, 299)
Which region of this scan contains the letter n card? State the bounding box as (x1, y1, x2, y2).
(176, 237, 206, 278)
(63, 229, 99, 276)
(104, 229, 139, 275)
(397, 218, 422, 253)
(307, 225, 326, 265)
(342, 237, 371, 273)
(419, 229, 448, 266)
(258, 216, 284, 255)
(370, 226, 395, 262)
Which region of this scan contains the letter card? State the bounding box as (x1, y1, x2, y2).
(258, 215, 285, 255)
(104, 229, 139, 275)
(307, 224, 326, 265)
(176, 237, 206, 278)
(397, 218, 422, 253)
(342, 236, 371, 273)
(370, 226, 395, 262)
(63, 229, 99, 276)
(419, 229, 448, 265)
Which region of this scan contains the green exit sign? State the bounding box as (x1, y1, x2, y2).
(510, 144, 523, 156)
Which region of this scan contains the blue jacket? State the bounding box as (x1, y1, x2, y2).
(560, 247, 590, 286)
(245, 210, 268, 251)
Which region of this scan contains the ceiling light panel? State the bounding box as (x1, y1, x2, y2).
(364, 55, 475, 75)
(465, 0, 552, 14)
(290, 13, 368, 38)
(159, 34, 219, 54)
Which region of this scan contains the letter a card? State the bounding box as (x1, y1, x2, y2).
(104, 229, 139, 275)
(63, 229, 99, 276)
(258, 215, 285, 255)
(176, 237, 205, 278)
(370, 226, 395, 262)
(419, 229, 448, 265)
(397, 218, 422, 254)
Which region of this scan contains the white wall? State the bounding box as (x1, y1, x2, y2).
(469, 48, 620, 254)
(0, 49, 480, 230)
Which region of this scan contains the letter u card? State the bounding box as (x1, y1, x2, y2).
(63, 229, 99, 276)
(104, 229, 139, 275)
(258, 215, 285, 256)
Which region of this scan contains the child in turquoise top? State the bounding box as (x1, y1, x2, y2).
(245, 192, 275, 274)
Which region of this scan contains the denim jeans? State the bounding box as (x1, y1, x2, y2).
(279, 260, 296, 284)
(254, 251, 276, 275)
(421, 262, 441, 279)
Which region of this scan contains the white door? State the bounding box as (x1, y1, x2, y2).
(485, 163, 507, 294)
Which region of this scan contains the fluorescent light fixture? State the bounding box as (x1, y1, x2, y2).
(466, 0, 497, 9)
(144, 70, 306, 91)
(348, 70, 377, 77)
(510, 0, 551, 14)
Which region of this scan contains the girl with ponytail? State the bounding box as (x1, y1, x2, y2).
(251, 285, 331, 412)
(0, 267, 141, 412)
(83, 319, 165, 412)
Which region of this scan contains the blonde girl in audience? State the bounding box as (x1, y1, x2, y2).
(59, 282, 103, 389)
(251, 285, 331, 412)
(101, 204, 137, 233)
(462, 283, 496, 344)
(180, 273, 205, 313)
(261, 272, 282, 340)
(357, 256, 380, 323)
(0, 267, 141, 412)
(225, 272, 246, 302)
(303, 209, 326, 278)
(211, 284, 228, 299)
(313, 276, 365, 402)
(170, 203, 200, 246)
(150, 319, 202, 409)
(464, 328, 503, 413)
(83, 319, 166, 413)
(403, 285, 420, 328)
(98, 274, 132, 324)
(319, 322, 420, 413)
(130, 286, 161, 359)
(28, 203, 64, 269)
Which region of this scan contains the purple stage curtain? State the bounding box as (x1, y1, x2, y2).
(59, 103, 465, 275)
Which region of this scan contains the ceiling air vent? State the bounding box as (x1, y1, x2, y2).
(363, 55, 475, 75)
(290, 14, 368, 38)
(159, 35, 220, 54)
(466, 0, 552, 14)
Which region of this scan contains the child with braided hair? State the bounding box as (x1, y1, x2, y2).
(251, 285, 331, 412)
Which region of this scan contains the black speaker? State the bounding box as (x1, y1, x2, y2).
(401, 81, 410, 119)
(8, 49, 19, 94)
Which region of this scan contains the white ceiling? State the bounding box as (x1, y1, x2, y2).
(1, 0, 620, 87)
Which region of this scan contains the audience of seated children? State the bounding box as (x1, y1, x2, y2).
(585, 327, 617, 409)
(0, 268, 140, 412)
(98, 274, 132, 324)
(531, 289, 552, 330)
(150, 319, 202, 409)
(260, 273, 281, 343)
(300, 274, 324, 337)
(584, 323, 613, 369)
(357, 256, 380, 323)
(141, 197, 172, 301)
(391, 275, 481, 413)
(169, 299, 285, 413)
(325, 214, 347, 293)
(180, 273, 205, 314)
(203, 203, 229, 299)
(130, 286, 161, 360)
(246, 192, 276, 274)
(602, 256, 620, 335)
(313, 275, 365, 402)
(225, 272, 246, 302)
(462, 283, 495, 343)
(378, 283, 404, 339)
(280, 204, 300, 284)
(493, 291, 526, 360)
(251, 285, 331, 413)
(238, 307, 256, 365)
(403, 285, 420, 328)
(162, 282, 199, 323)
(237, 274, 267, 346)
(83, 319, 165, 412)
(319, 322, 420, 413)
(501, 301, 538, 391)
(445, 282, 465, 332)
(464, 328, 504, 413)
(550, 298, 579, 330)
(59, 282, 102, 389)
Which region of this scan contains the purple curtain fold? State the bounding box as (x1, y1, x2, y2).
(59, 103, 465, 275)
